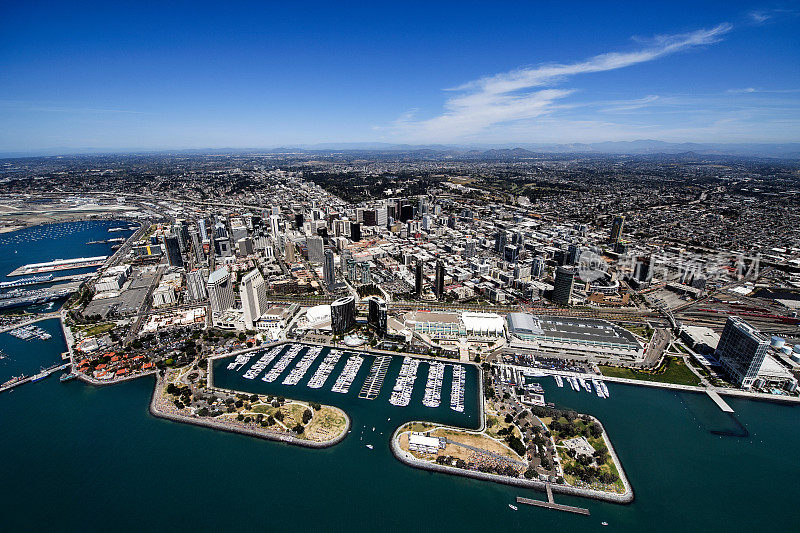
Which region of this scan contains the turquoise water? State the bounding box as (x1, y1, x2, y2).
(1, 221, 799, 532)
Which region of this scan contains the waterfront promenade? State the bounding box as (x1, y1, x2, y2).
(498, 363, 800, 407)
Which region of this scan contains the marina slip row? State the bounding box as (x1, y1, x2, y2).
(223, 343, 468, 413)
(553, 374, 611, 399)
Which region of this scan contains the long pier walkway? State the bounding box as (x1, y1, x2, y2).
(0, 362, 70, 393)
(516, 484, 590, 515)
(706, 389, 734, 412)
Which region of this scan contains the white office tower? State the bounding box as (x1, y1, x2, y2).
(186, 269, 208, 302)
(307, 235, 325, 264)
(422, 215, 431, 231)
(240, 269, 268, 330)
(269, 214, 281, 237)
(207, 266, 234, 313)
(376, 207, 388, 227)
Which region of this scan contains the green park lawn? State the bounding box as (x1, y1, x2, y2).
(599, 356, 701, 386)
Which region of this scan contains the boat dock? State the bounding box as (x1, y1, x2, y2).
(706, 388, 734, 413)
(0, 362, 70, 393)
(331, 355, 364, 393)
(308, 349, 342, 389)
(516, 484, 590, 516)
(358, 356, 391, 400)
(283, 346, 322, 385)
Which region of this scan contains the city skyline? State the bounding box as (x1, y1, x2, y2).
(1, 1, 799, 153)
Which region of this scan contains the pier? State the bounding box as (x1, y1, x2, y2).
(358, 356, 391, 400)
(0, 362, 70, 393)
(8, 256, 108, 277)
(706, 388, 734, 413)
(516, 484, 591, 515)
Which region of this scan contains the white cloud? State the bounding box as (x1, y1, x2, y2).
(392, 23, 733, 142)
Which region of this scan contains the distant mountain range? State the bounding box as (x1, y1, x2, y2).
(2, 140, 799, 159)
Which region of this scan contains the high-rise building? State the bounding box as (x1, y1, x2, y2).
(330, 296, 356, 334)
(323, 249, 336, 287)
(463, 238, 476, 258)
(269, 214, 281, 237)
(610, 215, 625, 243)
(376, 207, 388, 227)
(191, 231, 205, 264)
(240, 269, 268, 330)
(351, 222, 361, 242)
(173, 221, 189, 253)
(285, 241, 296, 263)
(294, 212, 304, 229)
(552, 266, 575, 305)
(495, 230, 508, 254)
(415, 261, 423, 297)
(186, 269, 208, 302)
(716, 316, 770, 389)
(367, 296, 388, 335)
(162, 235, 184, 268)
(435, 260, 445, 299)
(363, 209, 377, 226)
(567, 243, 581, 265)
(532, 256, 545, 278)
(400, 204, 414, 222)
(207, 267, 234, 313)
(634, 256, 653, 284)
(306, 235, 324, 264)
(504, 244, 519, 264)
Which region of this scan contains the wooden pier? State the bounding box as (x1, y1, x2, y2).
(516, 484, 591, 515)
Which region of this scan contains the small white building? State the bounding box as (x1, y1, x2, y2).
(408, 433, 441, 454)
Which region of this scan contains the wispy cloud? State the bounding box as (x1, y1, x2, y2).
(391, 23, 733, 141)
(726, 87, 758, 94)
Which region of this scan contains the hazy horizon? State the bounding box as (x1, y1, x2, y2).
(1, 1, 799, 152)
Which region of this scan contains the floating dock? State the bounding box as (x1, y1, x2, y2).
(358, 356, 391, 400)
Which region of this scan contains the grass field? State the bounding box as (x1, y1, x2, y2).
(599, 356, 701, 386)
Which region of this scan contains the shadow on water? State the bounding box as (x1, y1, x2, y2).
(677, 391, 749, 438)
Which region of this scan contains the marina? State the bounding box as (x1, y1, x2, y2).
(307, 349, 342, 388)
(450, 364, 465, 412)
(282, 345, 323, 385)
(227, 352, 255, 371)
(262, 344, 303, 382)
(390, 356, 420, 406)
(331, 355, 364, 393)
(358, 355, 391, 400)
(422, 361, 445, 408)
(242, 346, 284, 379)
(7, 324, 52, 341)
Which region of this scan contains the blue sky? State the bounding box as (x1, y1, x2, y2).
(1, 1, 798, 152)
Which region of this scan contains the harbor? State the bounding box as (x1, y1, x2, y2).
(211, 343, 480, 431)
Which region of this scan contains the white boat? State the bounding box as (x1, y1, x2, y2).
(600, 381, 610, 397)
(554, 375, 563, 388)
(508, 504, 518, 511)
(365, 444, 373, 450)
